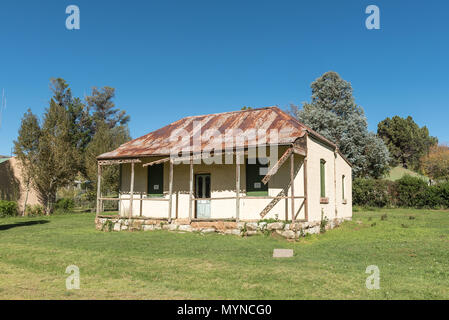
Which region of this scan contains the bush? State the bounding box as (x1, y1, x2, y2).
(353, 178, 393, 207)
(353, 175, 449, 209)
(394, 175, 428, 208)
(0, 200, 18, 217)
(55, 198, 75, 212)
(25, 204, 44, 216)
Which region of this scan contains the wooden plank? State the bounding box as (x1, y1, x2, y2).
(139, 193, 143, 217)
(293, 146, 307, 156)
(259, 189, 286, 218)
(188, 157, 194, 221)
(96, 164, 102, 216)
(98, 159, 141, 166)
(129, 162, 135, 219)
(142, 157, 170, 167)
(236, 157, 240, 222)
(294, 199, 305, 220)
(140, 198, 169, 202)
(291, 153, 295, 224)
(261, 147, 293, 185)
(175, 192, 179, 219)
(303, 135, 309, 221)
(168, 160, 174, 222)
(191, 196, 305, 201)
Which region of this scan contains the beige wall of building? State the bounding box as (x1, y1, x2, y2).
(117, 139, 352, 222)
(0, 157, 40, 212)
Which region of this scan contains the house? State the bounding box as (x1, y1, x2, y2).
(0, 156, 40, 213)
(95, 107, 352, 237)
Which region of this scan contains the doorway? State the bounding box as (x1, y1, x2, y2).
(195, 174, 211, 218)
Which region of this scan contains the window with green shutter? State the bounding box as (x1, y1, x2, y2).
(147, 163, 164, 197)
(245, 158, 268, 196)
(320, 159, 326, 198)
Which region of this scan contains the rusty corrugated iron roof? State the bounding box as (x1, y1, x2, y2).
(97, 106, 336, 160)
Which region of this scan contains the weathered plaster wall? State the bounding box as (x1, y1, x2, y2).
(117, 141, 352, 222)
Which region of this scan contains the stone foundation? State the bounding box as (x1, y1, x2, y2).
(95, 216, 351, 240)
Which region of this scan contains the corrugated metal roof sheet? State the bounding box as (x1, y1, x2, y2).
(98, 106, 335, 160)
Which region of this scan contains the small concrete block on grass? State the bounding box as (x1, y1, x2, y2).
(273, 249, 294, 258)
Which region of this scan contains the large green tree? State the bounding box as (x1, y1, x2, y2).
(85, 121, 130, 200)
(292, 71, 390, 178)
(377, 116, 437, 170)
(86, 86, 130, 132)
(15, 79, 132, 212)
(15, 100, 80, 214)
(13, 109, 41, 214)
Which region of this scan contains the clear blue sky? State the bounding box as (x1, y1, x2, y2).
(1, 0, 448, 156)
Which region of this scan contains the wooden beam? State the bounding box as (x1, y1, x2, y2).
(96, 164, 102, 217)
(98, 159, 141, 166)
(259, 189, 286, 218)
(290, 152, 295, 224)
(261, 147, 293, 185)
(235, 155, 240, 222)
(188, 157, 194, 221)
(304, 157, 308, 221)
(175, 192, 179, 219)
(129, 162, 135, 220)
(142, 157, 170, 167)
(139, 193, 143, 217)
(168, 160, 174, 223)
(293, 146, 307, 156)
(295, 199, 305, 220)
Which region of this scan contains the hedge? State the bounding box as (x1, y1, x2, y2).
(353, 175, 449, 209)
(0, 200, 18, 217)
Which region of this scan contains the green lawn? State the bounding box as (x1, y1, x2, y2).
(0, 209, 448, 299)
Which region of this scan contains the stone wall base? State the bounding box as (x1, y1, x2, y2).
(95, 216, 352, 240)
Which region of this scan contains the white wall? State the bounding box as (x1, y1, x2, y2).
(117, 142, 352, 222)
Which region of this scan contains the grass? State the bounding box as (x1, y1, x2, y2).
(384, 166, 429, 182)
(0, 208, 448, 299)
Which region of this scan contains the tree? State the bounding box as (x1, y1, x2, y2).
(85, 121, 131, 200)
(86, 86, 130, 132)
(50, 78, 92, 156)
(421, 145, 449, 183)
(31, 99, 80, 214)
(13, 109, 41, 215)
(292, 71, 390, 178)
(377, 116, 437, 170)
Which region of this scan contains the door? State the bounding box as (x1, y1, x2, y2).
(195, 174, 211, 218)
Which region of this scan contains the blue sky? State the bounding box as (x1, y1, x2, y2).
(0, 0, 448, 156)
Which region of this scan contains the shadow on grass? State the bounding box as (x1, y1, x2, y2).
(0, 220, 49, 231)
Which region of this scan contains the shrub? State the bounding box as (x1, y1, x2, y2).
(353, 176, 449, 209)
(55, 198, 75, 212)
(353, 178, 393, 207)
(0, 201, 18, 217)
(25, 204, 44, 216)
(394, 175, 428, 208)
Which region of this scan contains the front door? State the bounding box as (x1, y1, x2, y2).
(195, 174, 211, 218)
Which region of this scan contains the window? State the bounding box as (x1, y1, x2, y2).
(342, 175, 346, 200)
(147, 163, 164, 197)
(245, 158, 268, 196)
(320, 159, 326, 198)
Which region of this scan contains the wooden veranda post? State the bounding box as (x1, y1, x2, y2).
(303, 156, 308, 221)
(188, 157, 194, 221)
(96, 164, 102, 217)
(168, 160, 174, 223)
(129, 162, 135, 219)
(235, 154, 241, 222)
(290, 153, 295, 224)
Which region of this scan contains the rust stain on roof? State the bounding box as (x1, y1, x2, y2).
(97, 106, 333, 160)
